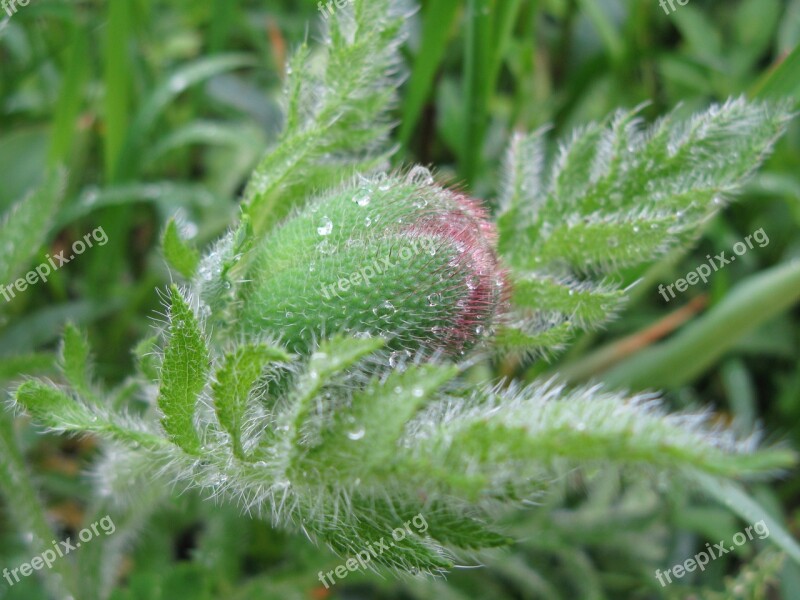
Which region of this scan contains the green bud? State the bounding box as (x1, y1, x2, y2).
(236, 172, 508, 355)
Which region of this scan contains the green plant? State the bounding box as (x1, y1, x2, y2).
(3, 1, 800, 598)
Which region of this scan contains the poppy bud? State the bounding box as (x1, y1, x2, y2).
(237, 171, 507, 355)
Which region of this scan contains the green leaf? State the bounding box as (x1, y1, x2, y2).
(157, 285, 209, 454)
(751, 44, 800, 104)
(420, 504, 512, 550)
(0, 167, 65, 288)
(59, 322, 98, 403)
(511, 276, 625, 328)
(496, 99, 792, 354)
(603, 260, 800, 389)
(14, 381, 167, 450)
(399, 0, 461, 147)
(0, 353, 54, 382)
(307, 363, 460, 475)
(406, 381, 795, 501)
(162, 218, 200, 279)
(461, 0, 492, 184)
(277, 335, 385, 468)
(243, 0, 407, 234)
(692, 473, 800, 564)
(103, 0, 131, 182)
(115, 54, 255, 180)
(316, 510, 454, 572)
(0, 413, 77, 600)
(212, 343, 292, 459)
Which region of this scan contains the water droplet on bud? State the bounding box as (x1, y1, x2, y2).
(353, 188, 371, 207)
(347, 427, 365, 441)
(372, 300, 396, 320)
(407, 165, 434, 186)
(317, 216, 333, 236)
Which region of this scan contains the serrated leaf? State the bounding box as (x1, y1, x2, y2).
(496, 99, 792, 353)
(265, 335, 386, 471)
(310, 505, 454, 573)
(157, 285, 209, 454)
(59, 322, 98, 403)
(14, 381, 166, 450)
(243, 0, 407, 234)
(162, 218, 200, 279)
(421, 504, 512, 550)
(308, 363, 459, 475)
(212, 343, 292, 458)
(405, 381, 796, 501)
(511, 276, 625, 328)
(495, 323, 574, 352)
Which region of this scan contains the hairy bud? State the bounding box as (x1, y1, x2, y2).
(237, 172, 507, 354)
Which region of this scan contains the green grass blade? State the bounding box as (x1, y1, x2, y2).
(461, 0, 492, 184)
(115, 54, 254, 180)
(603, 260, 800, 390)
(751, 44, 800, 104)
(103, 0, 132, 183)
(691, 473, 800, 564)
(49, 20, 89, 166)
(398, 0, 461, 147)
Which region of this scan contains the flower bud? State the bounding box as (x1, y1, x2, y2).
(237, 172, 507, 355)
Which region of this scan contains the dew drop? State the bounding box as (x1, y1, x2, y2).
(317, 216, 333, 236)
(412, 386, 424, 398)
(347, 427, 365, 441)
(407, 165, 434, 186)
(316, 240, 335, 255)
(364, 216, 373, 227)
(352, 188, 371, 207)
(427, 292, 441, 306)
(372, 300, 396, 320)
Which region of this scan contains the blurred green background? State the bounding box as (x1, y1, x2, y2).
(1, 0, 800, 597)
